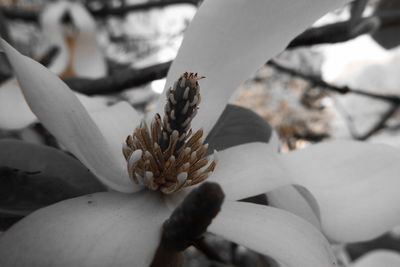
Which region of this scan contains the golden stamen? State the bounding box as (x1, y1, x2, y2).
(123, 72, 217, 194)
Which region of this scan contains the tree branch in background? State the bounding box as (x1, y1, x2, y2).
(89, 0, 201, 17)
(64, 61, 171, 95)
(0, 7, 38, 22)
(267, 60, 400, 104)
(288, 10, 400, 49)
(356, 104, 399, 140)
(0, 0, 201, 22)
(0, 9, 12, 83)
(0, 8, 11, 43)
(288, 16, 379, 49)
(37, 47, 59, 68)
(349, 0, 369, 29)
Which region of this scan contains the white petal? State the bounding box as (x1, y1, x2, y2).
(208, 142, 290, 201)
(282, 141, 400, 242)
(152, 0, 349, 136)
(209, 201, 336, 267)
(90, 101, 142, 177)
(351, 250, 400, 267)
(40, 1, 69, 75)
(0, 79, 36, 129)
(268, 185, 321, 230)
(0, 191, 170, 267)
(69, 2, 107, 78)
(0, 78, 109, 130)
(1, 40, 139, 193)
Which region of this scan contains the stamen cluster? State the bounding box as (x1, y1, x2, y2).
(123, 72, 217, 194)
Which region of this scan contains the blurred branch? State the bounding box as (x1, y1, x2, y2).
(0, 9, 11, 43)
(0, 9, 12, 84)
(267, 60, 400, 104)
(288, 16, 379, 48)
(350, 0, 368, 28)
(37, 47, 59, 68)
(90, 0, 201, 17)
(150, 182, 225, 267)
(64, 61, 171, 95)
(288, 9, 400, 49)
(0, 7, 38, 22)
(356, 104, 399, 140)
(0, 0, 201, 22)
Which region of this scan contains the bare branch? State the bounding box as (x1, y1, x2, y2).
(356, 104, 399, 140)
(267, 60, 400, 104)
(0, 0, 201, 21)
(64, 61, 171, 95)
(90, 0, 201, 17)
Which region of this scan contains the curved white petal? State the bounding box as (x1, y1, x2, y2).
(350, 250, 400, 267)
(268, 185, 321, 230)
(69, 2, 107, 78)
(40, 1, 69, 75)
(0, 191, 170, 267)
(209, 201, 336, 267)
(0, 79, 36, 130)
(90, 101, 142, 178)
(152, 0, 349, 136)
(281, 141, 400, 242)
(208, 142, 290, 201)
(1, 40, 139, 193)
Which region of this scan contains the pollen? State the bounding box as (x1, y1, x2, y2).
(123, 72, 217, 194)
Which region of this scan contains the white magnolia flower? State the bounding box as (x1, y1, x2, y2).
(0, 1, 108, 130)
(40, 1, 107, 78)
(1, 0, 400, 266)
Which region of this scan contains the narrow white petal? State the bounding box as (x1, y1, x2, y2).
(69, 2, 107, 78)
(0, 191, 170, 267)
(282, 141, 400, 242)
(208, 142, 290, 200)
(40, 1, 69, 75)
(152, 0, 349, 136)
(209, 201, 336, 267)
(350, 250, 400, 267)
(1, 40, 139, 193)
(90, 101, 142, 175)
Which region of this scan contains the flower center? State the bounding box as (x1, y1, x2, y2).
(123, 72, 217, 194)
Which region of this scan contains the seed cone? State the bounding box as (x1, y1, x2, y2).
(161, 72, 202, 152)
(123, 72, 217, 194)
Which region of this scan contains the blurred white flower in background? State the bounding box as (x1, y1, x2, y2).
(40, 1, 107, 78)
(0, 1, 108, 131)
